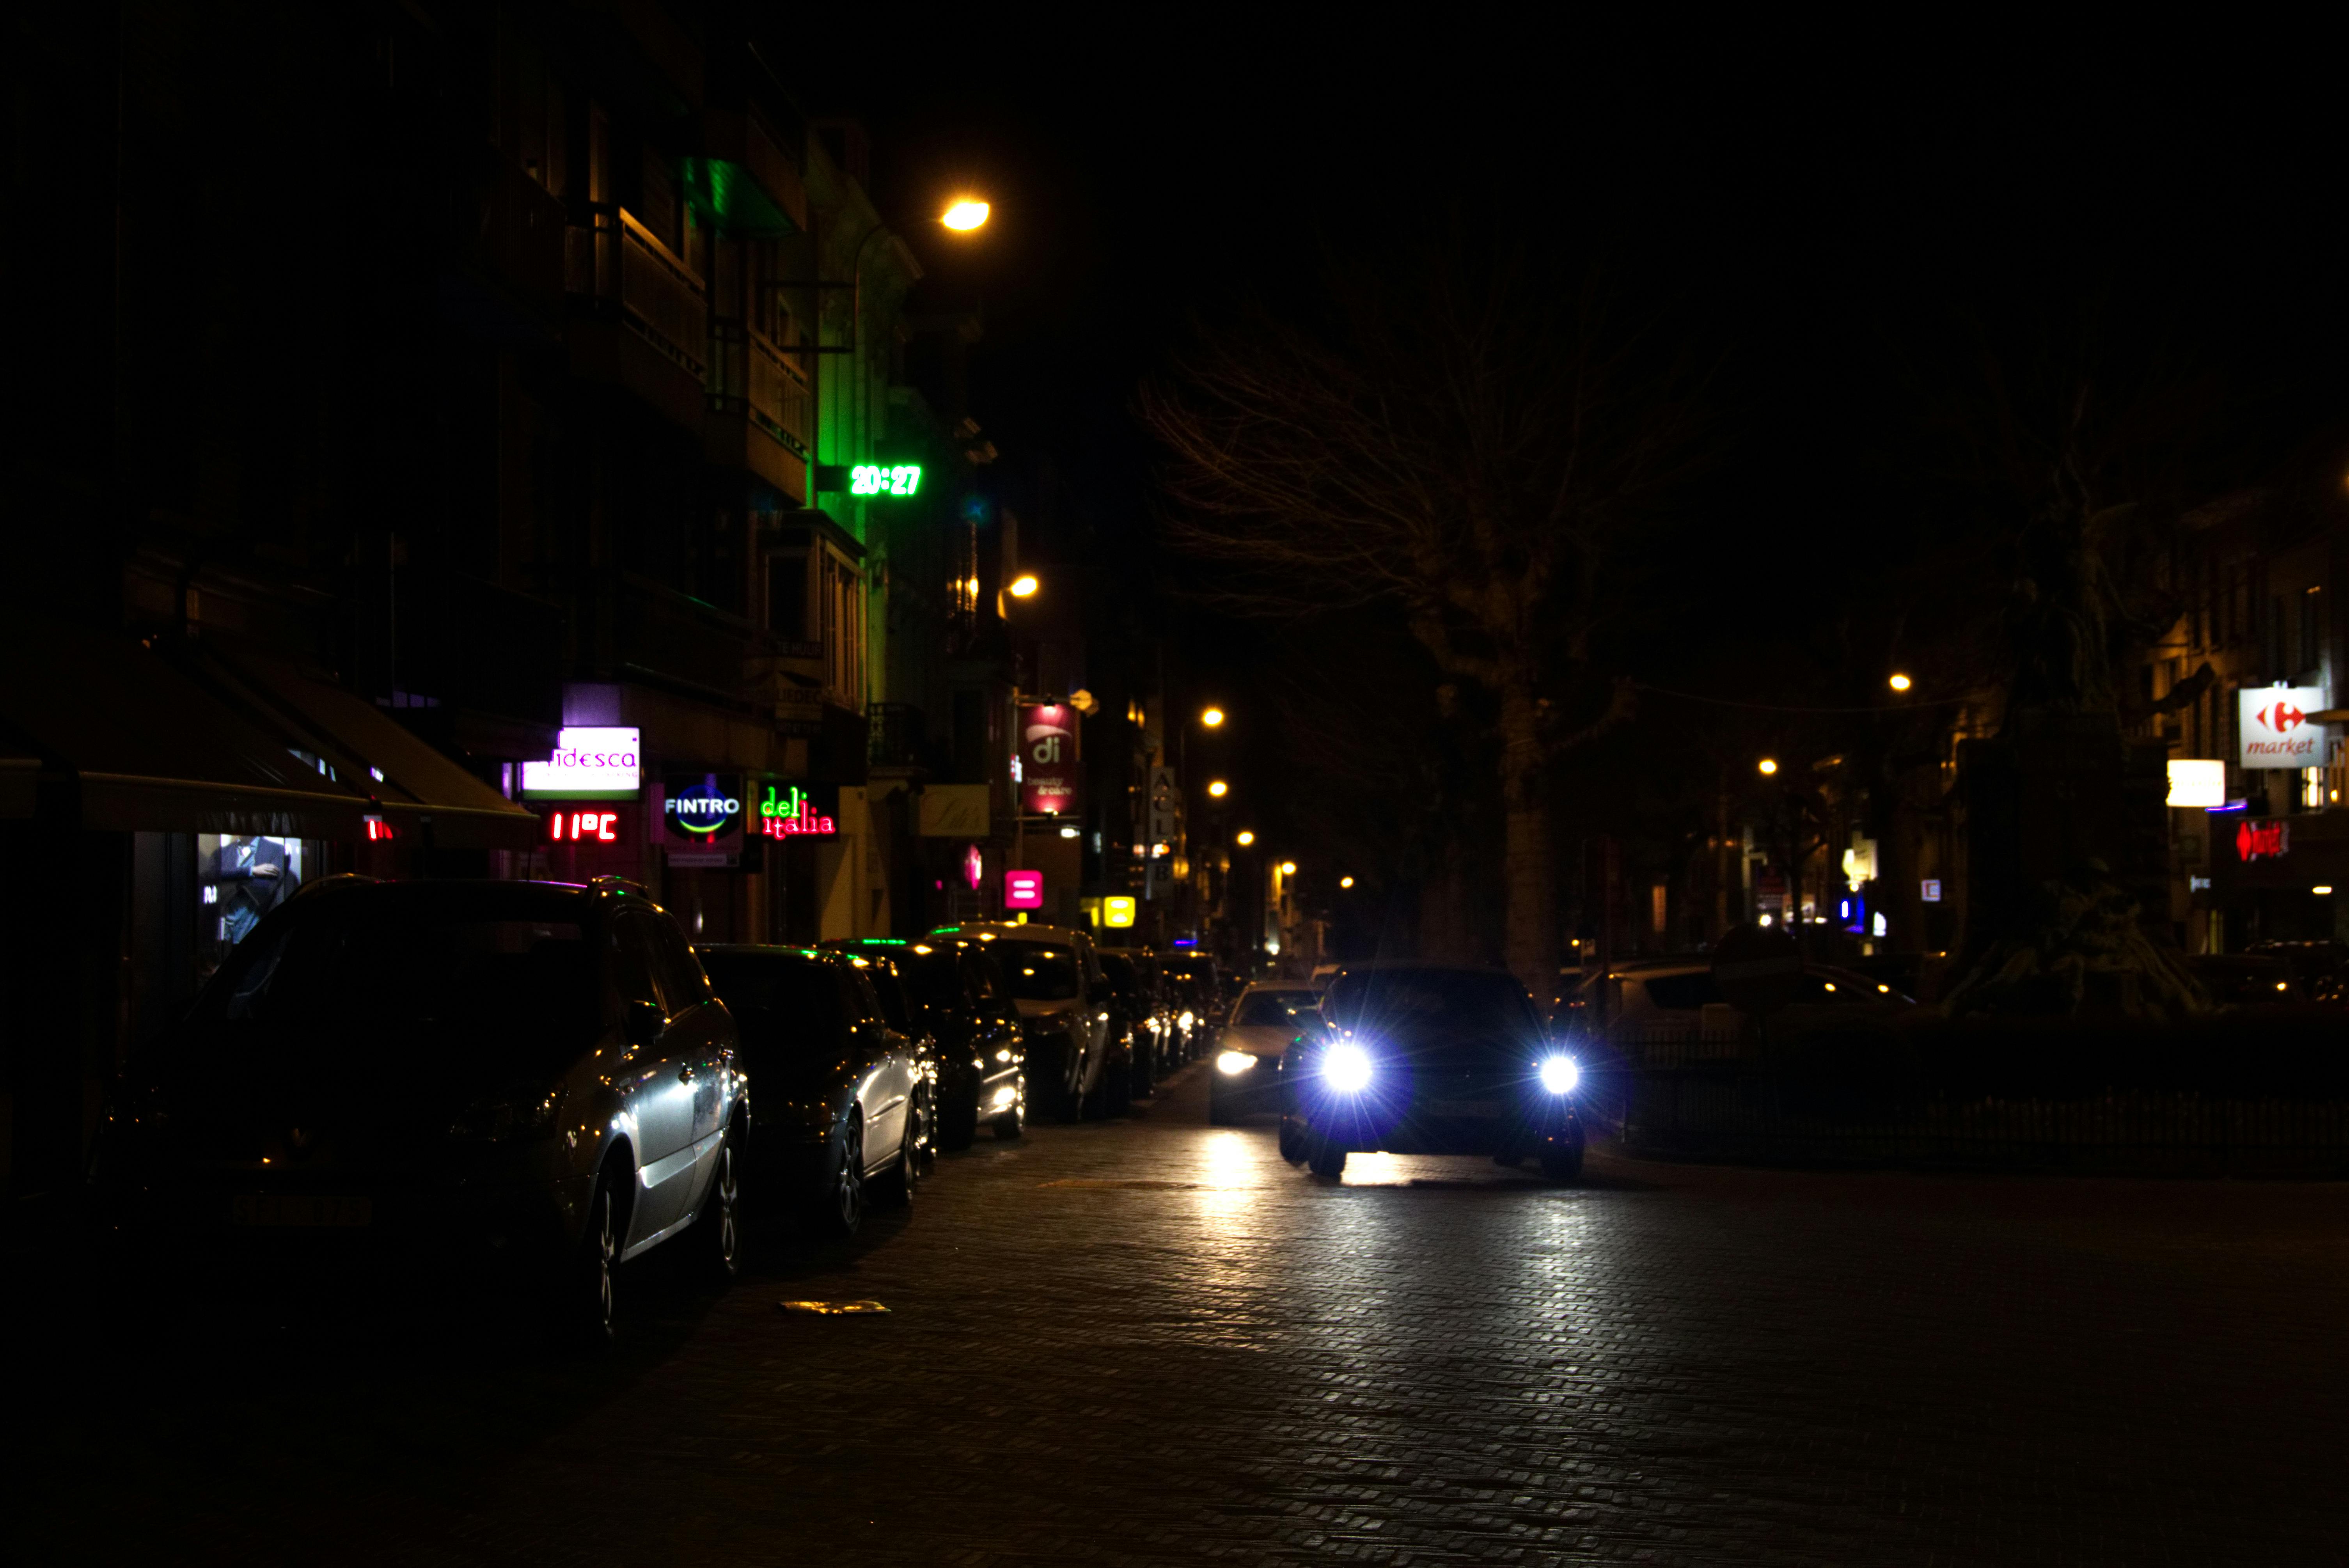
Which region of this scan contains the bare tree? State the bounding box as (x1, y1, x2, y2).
(1141, 249, 1704, 996)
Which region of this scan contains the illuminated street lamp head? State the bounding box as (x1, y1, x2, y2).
(1339, 875, 1355, 889)
(941, 199, 990, 231)
(1200, 707, 1226, 727)
(1279, 860, 1298, 876)
(1235, 830, 1256, 847)
(1758, 757, 1779, 776)
(1008, 574, 1040, 598)
(1888, 672, 1914, 692)
(1207, 779, 1229, 798)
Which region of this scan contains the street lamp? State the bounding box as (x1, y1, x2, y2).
(1008, 574, 1040, 598)
(1758, 757, 1779, 776)
(1339, 876, 1354, 889)
(1200, 707, 1226, 728)
(1279, 860, 1297, 876)
(1207, 779, 1228, 798)
(1888, 672, 1913, 692)
(1235, 830, 1255, 847)
(941, 198, 990, 231)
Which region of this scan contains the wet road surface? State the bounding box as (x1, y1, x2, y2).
(14, 1064, 2348, 1564)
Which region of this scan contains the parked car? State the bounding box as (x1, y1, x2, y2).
(836, 936, 1025, 1145)
(1101, 945, 1180, 1075)
(1210, 983, 1320, 1124)
(1098, 949, 1165, 1101)
(1281, 964, 1584, 1181)
(700, 945, 930, 1238)
(2184, 953, 2303, 1006)
(935, 923, 1121, 1119)
(92, 877, 745, 1346)
(1158, 953, 1223, 1061)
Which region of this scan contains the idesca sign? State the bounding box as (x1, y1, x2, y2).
(2236, 686, 2326, 770)
(520, 727, 641, 799)
(663, 774, 744, 843)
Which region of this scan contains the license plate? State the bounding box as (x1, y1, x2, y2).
(230, 1195, 373, 1228)
(1425, 1100, 1505, 1119)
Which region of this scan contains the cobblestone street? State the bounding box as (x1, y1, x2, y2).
(17, 1065, 2349, 1566)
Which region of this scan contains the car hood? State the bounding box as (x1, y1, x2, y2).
(1220, 1025, 1298, 1054)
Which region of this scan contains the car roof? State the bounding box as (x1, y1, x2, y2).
(935, 921, 1092, 946)
(1240, 981, 1318, 994)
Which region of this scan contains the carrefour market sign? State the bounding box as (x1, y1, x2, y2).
(2237, 687, 2326, 770)
(521, 727, 641, 799)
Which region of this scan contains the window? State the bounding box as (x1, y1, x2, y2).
(610, 915, 666, 1012)
(962, 953, 1006, 1003)
(644, 915, 710, 1013)
(999, 942, 1082, 1000)
(767, 555, 807, 640)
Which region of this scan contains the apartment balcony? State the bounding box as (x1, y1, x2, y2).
(438, 147, 566, 345)
(564, 203, 708, 430)
(706, 321, 811, 500)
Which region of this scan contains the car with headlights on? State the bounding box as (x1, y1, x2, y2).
(1280, 963, 1584, 1181)
(935, 924, 1119, 1119)
(1098, 949, 1167, 1101)
(92, 877, 746, 1346)
(701, 945, 930, 1238)
(1102, 945, 1181, 1074)
(1211, 984, 1322, 1124)
(832, 936, 1025, 1145)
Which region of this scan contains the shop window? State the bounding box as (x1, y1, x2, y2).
(198, 834, 305, 973)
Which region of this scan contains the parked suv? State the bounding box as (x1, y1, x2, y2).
(936, 924, 1121, 1118)
(93, 878, 746, 1345)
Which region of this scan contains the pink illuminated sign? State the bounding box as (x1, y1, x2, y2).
(1005, 869, 1044, 910)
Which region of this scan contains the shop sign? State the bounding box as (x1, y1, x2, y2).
(1103, 895, 1136, 928)
(1005, 869, 1044, 910)
(664, 773, 744, 843)
(963, 844, 985, 889)
(546, 807, 626, 843)
(521, 727, 641, 799)
(756, 781, 839, 839)
(2235, 818, 2289, 862)
(1019, 704, 1079, 816)
(1920, 878, 1941, 903)
(2237, 686, 2326, 769)
(2166, 759, 2227, 807)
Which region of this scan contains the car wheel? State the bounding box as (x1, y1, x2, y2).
(692, 1127, 742, 1282)
(812, 1115, 865, 1237)
(1078, 1053, 1106, 1120)
(562, 1173, 620, 1347)
(1539, 1142, 1585, 1182)
(1277, 1116, 1305, 1163)
(1307, 1137, 1347, 1180)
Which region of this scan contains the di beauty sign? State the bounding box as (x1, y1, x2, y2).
(2237, 687, 2327, 770)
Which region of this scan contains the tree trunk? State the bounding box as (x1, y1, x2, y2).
(1498, 682, 1556, 1002)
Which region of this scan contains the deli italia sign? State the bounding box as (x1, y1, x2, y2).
(2237, 686, 2326, 769)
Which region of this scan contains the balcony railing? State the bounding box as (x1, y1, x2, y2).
(564, 203, 707, 381)
(708, 319, 811, 457)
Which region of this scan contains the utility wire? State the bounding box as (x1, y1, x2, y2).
(1633, 681, 1971, 715)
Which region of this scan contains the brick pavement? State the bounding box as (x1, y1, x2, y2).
(13, 1064, 2349, 1566)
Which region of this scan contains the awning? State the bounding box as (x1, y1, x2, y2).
(0, 619, 373, 837)
(195, 650, 543, 848)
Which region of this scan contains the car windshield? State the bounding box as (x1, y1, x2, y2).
(859, 962, 913, 1030)
(702, 954, 843, 1043)
(1235, 990, 1317, 1027)
(1326, 968, 1540, 1041)
(196, 889, 603, 1070)
(1000, 942, 1081, 1000)
(892, 946, 963, 1011)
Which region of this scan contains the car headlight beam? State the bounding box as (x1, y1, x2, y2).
(1216, 1050, 1255, 1075)
(1324, 1042, 1375, 1093)
(1538, 1055, 1580, 1095)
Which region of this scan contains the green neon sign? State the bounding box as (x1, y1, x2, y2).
(850, 464, 922, 497)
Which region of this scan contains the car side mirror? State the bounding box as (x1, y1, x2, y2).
(623, 999, 666, 1049)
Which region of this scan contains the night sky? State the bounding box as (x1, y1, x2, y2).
(782, 23, 2349, 871)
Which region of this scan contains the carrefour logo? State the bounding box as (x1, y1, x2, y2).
(2253, 700, 2305, 734)
(2236, 686, 2326, 769)
(664, 775, 743, 839)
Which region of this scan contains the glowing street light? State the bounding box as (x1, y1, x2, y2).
(1235, 830, 1256, 847)
(941, 199, 990, 231)
(1207, 779, 1229, 798)
(1279, 860, 1297, 876)
(1888, 672, 1913, 692)
(1199, 707, 1226, 727)
(1339, 876, 1355, 889)
(1008, 574, 1040, 598)
(1758, 757, 1779, 776)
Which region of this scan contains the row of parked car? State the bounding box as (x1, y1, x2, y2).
(89, 877, 1240, 1346)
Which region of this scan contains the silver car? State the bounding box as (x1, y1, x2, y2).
(93, 877, 747, 1345)
(1210, 984, 1322, 1124)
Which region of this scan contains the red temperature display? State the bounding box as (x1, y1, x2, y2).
(548, 810, 622, 843)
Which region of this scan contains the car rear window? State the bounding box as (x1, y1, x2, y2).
(703, 953, 845, 1043)
(999, 942, 1081, 1000)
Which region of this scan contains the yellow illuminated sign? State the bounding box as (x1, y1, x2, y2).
(1103, 895, 1136, 928)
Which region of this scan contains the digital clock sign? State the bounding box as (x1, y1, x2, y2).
(848, 464, 922, 497)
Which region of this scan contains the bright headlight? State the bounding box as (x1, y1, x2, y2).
(1216, 1050, 1255, 1075)
(1538, 1055, 1580, 1095)
(1179, 1010, 1196, 1031)
(1324, 1042, 1374, 1093)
